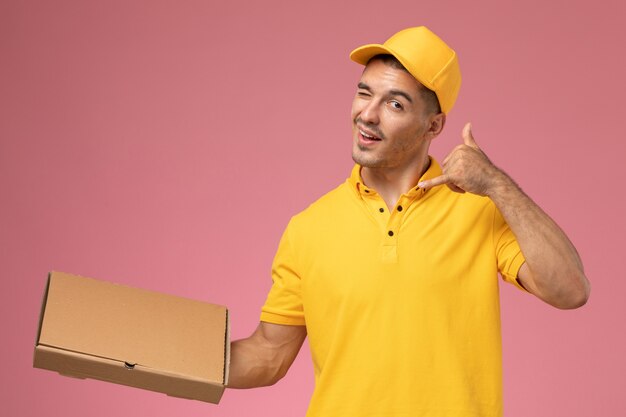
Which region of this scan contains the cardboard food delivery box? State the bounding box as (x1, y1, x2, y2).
(34, 271, 230, 404)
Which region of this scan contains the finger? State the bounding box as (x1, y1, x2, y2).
(462, 122, 479, 149)
(418, 174, 450, 190)
(442, 144, 464, 166)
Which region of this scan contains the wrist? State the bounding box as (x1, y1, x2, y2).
(485, 168, 518, 200)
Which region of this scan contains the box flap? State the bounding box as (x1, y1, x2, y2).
(34, 345, 225, 403)
(38, 271, 228, 385)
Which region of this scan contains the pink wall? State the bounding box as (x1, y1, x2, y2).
(2, 0, 624, 415)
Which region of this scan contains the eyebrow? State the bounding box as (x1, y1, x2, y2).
(357, 82, 414, 104)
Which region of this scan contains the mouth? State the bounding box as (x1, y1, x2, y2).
(357, 126, 383, 144)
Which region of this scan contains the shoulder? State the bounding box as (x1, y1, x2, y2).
(283, 180, 355, 235)
(295, 180, 353, 219)
(422, 185, 498, 224)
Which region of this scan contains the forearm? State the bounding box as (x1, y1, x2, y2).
(228, 336, 283, 388)
(227, 323, 307, 389)
(488, 171, 590, 308)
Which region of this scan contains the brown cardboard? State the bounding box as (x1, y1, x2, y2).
(34, 271, 230, 403)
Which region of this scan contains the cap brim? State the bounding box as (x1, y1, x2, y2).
(349, 44, 394, 65)
(349, 43, 433, 92)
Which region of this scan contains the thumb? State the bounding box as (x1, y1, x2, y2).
(462, 122, 478, 148)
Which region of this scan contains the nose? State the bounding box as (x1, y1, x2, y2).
(359, 100, 380, 125)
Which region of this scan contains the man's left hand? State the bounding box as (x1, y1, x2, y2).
(418, 123, 505, 196)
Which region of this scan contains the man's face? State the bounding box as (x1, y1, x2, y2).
(351, 59, 435, 170)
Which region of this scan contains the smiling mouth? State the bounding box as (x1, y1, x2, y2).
(358, 128, 382, 141)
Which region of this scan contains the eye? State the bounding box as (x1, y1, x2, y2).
(389, 100, 403, 110)
(357, 90, 371, 97)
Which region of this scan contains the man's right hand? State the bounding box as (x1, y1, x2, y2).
(227, 322, 307, 389)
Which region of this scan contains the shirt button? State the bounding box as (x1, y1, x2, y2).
(379, 208, 384, 213)
(388, 230, 394, 237)
(397, 205, 403, 212)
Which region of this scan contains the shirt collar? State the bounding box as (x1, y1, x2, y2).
(348, 157, 443, 199)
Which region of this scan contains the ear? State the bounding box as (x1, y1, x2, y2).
(425, 112, 446, 140)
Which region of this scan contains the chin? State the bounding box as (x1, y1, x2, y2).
(352, 151, 381, 168)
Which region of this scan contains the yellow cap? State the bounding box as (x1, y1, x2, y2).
(350, 26, 461, 114)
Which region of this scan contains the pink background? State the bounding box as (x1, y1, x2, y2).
(2, 0, 624, 415)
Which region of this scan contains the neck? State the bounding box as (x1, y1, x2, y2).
(361, 156, 431, 210)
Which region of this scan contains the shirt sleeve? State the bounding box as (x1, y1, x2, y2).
(493, 205, 527, 292)
(260, 221, 306, 326)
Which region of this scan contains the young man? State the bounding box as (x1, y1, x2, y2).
(228, 27, 589, 417)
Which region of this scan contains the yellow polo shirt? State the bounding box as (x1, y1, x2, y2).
(261, 159, 526, 417)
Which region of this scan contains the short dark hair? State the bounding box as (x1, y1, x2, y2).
(368, 54, 442, 115)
